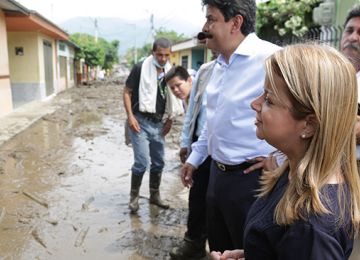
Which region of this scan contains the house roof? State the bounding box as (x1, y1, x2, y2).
(0, 0, 29, 14)
(61, 40, 81, 50)
(1, 0, 69, 40)
(171, 37, 204, 52)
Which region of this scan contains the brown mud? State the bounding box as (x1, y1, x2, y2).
(4, 78, 358, 260)
(0, 80, 197, 259)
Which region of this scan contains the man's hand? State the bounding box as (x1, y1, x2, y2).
(244, 153, 279, 174)
(243, 156, 267, 174)
(210, 249, 245, 260)
(179, 147, 188, 164)
(162, 118, 173, 136)
(181, 163, 196, 188)
(128, 115, 140, 133)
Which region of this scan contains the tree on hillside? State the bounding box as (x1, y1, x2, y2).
(71, 33, 102, 67)
(155, 27, 187, 44)
(99, 39, 120, 70)
(125, 28, 188, 67)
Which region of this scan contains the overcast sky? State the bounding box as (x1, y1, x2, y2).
(16, 0, 207, 27)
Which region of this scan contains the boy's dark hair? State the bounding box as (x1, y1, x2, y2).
(152, 38, 172, 51)
(344, 5, 360, 27)
(202, 0, 256, 36)
(165, 66, 190, 83)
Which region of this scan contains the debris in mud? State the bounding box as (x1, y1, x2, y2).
(69, 164, 83, 175)
(22, 190, 49, 208)
(74, 227, 90, 247)
(109, 229, 183, 259)
(0, 157, 5, 175)
(31, 228, 47, 249)
(42, 115, 57, 122)
(0, 207, 5, 224)
(72, 225, 78, 232)
(97, 227, 108, 233)
(81, 196, 95, 211)
(18, 217, 31, 224)
(9, 151, 23, 160)
(100, 176, 109, 181)
(75, 128, 109, 141)
(46, 218, 58, 226)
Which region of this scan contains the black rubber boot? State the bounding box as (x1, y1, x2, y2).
(149, 172, 169, 209)
(129, 173, 143, 213)
(169, 237, 206, 259)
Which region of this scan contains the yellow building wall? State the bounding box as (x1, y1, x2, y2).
(8, 32, 40, 83)
(170, 52, 179, 66)
(0, 9, 13, 116)
(58, 56, 67, 92)
(37, 34, 57, 90)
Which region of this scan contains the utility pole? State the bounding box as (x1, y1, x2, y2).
(150, 14, 155, 45)
(133, 24, 137, 64)
(94, 18, 98, 43)
(93, 18, 99, 80)
(50, 3, 54, 20)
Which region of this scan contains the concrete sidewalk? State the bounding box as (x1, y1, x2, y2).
(0, 94, 70, 147)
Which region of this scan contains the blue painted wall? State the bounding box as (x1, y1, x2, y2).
(191, 49, 204, 70)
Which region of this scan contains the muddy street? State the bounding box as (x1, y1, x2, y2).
(1, 81, 360, 260)
(0, 81, 192, 259)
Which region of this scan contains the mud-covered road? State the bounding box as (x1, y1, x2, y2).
(0, 81, 193, 259)
(2, 80, 360, 260)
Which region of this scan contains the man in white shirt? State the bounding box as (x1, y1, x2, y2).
(340, 5, 360, 156)
(181, 0, 280, 253)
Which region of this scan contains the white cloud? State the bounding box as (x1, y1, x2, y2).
(17, 0, 206, 27)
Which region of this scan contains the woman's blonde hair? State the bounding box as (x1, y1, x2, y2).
(260, 43, 360, 234)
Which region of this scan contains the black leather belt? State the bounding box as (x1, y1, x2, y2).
(138, 112, 163, 123)
(214, 160, 254, 172)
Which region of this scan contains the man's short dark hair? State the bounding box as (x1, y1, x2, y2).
(202, 0, 256, 35)
(344, 5, 360, 27)
(152, 38, 172, 51)
(165, 66, 190, 83)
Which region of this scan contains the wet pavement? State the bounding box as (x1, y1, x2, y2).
(0, 82, 196, 259)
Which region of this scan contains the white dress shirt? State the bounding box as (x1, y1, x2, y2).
(187, 33, 281, 167)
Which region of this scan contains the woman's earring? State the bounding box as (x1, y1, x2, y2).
(301, 134, 306, 139)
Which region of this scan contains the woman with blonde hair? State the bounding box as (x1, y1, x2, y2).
(211, 44, 360, 259)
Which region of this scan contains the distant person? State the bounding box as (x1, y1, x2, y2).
(341, 5, 360, 74)
(98, 69, 105, 81)
(165, 65, 192, 106)
(170, 51, 218, 259)
(123, 38, 183, 213)
(181, 0, 280, 252)
(211, 44, 360, 260)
